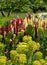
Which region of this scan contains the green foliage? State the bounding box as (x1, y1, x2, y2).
(27, 25, 34, 37)
(38, 28, 47, 58)
(7, 32, 13, 39)
(0, 0, 47, 13)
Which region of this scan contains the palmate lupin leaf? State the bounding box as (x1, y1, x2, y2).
(7, 32, 13, 39)
(27, 25, 34, 37)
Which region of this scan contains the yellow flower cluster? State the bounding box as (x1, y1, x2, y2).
(9, 39, 12, 42)
(16, 42, 28, 54)
(39, 59, 45, 65)
(18, 54, 27, 64)
(0, 43, 4, 47)
(17, 30, 24, 37)
(0, 56, 7, 65)
(16, 35, 41, 56)
(33, 60, 42, 65)
(33, 58, 47, 65)
(27, 40, 38, 55)
(36, 43, 40, 50)
(35, 51, 43, 60)
(9, 35, 42, 65)
(0, 43, 5, 54)
(10, 50, 19, 63)
(10, 50, 27, 64)
(16, 35, 40, 56)
(23, 35, 32, 43)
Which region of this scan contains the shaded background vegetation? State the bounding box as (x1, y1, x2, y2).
(0, 0, 47, 17)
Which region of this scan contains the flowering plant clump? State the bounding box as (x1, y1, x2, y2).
(39, 59, 45, 65)
(0, 56, 7, 65)
(32, 60, 42, 65)
(18, 54, 27, 65)
(0, 15, 47, 65)
(16, 42, 28, 54)
(23, 35, 32, 43)
(27, 40, 38, 56)
(34, 51, 43, 60)
(10, 50, 19, 63)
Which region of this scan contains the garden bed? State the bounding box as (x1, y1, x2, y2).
(0, 13, 47, 65)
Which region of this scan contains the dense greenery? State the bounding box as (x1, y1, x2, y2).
(0, 0, 47, 16)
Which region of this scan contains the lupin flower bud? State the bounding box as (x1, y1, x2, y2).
(4, 50, 8, 55)
(26, 13, 29, 22)
(29, 13, 31, 19)
(11, 18, 16, 26)
(34, 19, 39, 39)
(16, 18, 24, 33)
(42, 21, 45, 29)
(28, 12, 32, 19)
(6, 24, 12, 33)
(1, 26, 5, 35)
(34, 19, 39, 28)
(11, 18, 16, 34)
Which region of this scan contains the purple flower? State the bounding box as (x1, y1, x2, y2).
(4, 50, 8, 55)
